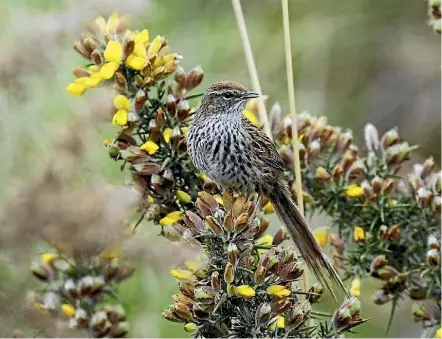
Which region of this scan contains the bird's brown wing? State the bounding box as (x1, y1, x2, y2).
(241, 116, 285, 173)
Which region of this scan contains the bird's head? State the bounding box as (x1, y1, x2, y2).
(199, 80, 259, 116)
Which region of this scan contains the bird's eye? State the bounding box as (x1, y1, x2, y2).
(222, 92, 234, 99)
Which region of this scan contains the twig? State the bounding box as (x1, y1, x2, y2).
(231, 0, 272, 139)
(281, 0, 309, 299)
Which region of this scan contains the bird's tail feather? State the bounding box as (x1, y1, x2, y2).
(268, 185, 350, 301)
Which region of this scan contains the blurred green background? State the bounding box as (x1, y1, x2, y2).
(0, 0, 440, 337)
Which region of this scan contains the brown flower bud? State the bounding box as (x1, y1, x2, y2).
(372, 290, 391, 305)
(379, 225, 388, 240)
(421, 157, 435, 178)
(370, 255, 388, 272)
(364, 123, 380, 151)
(361, 180, 375, 200)
(381, 128, 400, 148)
(211, 272, 220, 292)
(73, 41, 90, 59)
(371, 176, 383, 194)
(341, 151, 356, 172)
(273, 298, 291, 314)
(162, 309, 186, 323)
(256, 303, 272, 326)
(332, 164, 344, 183)
(113, 322, 129, 337)
(194, 286, 215, 304)
(179, 283, 195, 299)
(205, 216, 223, 236)
(372, 265, 398, 280)
(279, 261, 303, 281)
(307, 139, 321, 159)
(286, 302, 307, 328)
(254, 264, 267, 285)
(428, 234, 440, 250)
(123, 39, 135, 58)
(174, 66, 186, 88)
(135, 90, 146, 113)
(382, 178, 395, 195)
(177, 100, 190, 121)
(426, 248, 440, 269)
(91, 49, 104, 65)
(337, 131, 353, 153)
(31, 263, 53, 281)
(387, 224, 401, 241)
(273, 227, 287, 246)
(227, 243, 239, 265)
(408, 286, 427, 300)
(346, 159, 364, 180)
(185, 66, 204, 91)
(308, 283, 324, 303)
(316, 167, 331, 181)
(224, 262, 235, 284)
(155, 108, 165, 126)
(72, 67, 91, 78)
(173, 302, 193, 321)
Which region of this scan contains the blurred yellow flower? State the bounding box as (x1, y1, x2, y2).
(176, 190, 192, 204)
(99, 62, 119, 79)
(181, 127, 189, 136)
(163, 128, 172, 143)
(104, 40, 123, 63)
(243, 109, 259, 126)
(112, 109, 128, 126)
(198, 172, 207, 181)
(126, 54, 145, 71)
(353, 226, 365, 241)
(263, 202, 274, 214)
(33, 302, 47, 313)
(106, 12, 119, 33)
(256, 234, 273, 246)
(113, 94, 131, 110)
(99, 247, 122, 260)
(267, 285, 291, 297)
(146, 195, 155, 204)
(313, 226, 329, 249)
(184, 260, 199, 272)
(234, 285, 255, 298)
(345, 184, 364, 198)
(435, 327, 441, 338)
(160, 211, 182, 225)
(88, 65, 99, 72)
(84, 75, 102, 88)
(62, 304, 76, 318)
(277, 316, 285, 329)
(170, 268, 194, 281)
(184, 322, 197, 333)
(94, 16, 107, 33)
(133, 42, 147, 59)
(66, 82, 86, 96)
(214, 195, 223, 205)
(350, 277, 361, 297)
(390, 199, 398, 206)
(41, 252, 58, 264)
(134, 29, 150, 44)
(147, 35, 164, 58)
(140, 140, 159, 154)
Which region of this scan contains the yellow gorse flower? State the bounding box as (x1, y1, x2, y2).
(350, 277, 361, 297)
(256, 234, 273, 246)
(99, 61, 119, 79)
(160, 211, 182, 225)
(234, 285, 255, 298)
(243, 109, 259, 126)
(266, 285, 291, 298)
(313, 226, 329, 249)
(263, 202, 274, 214)
(345, 184, 364, 198)
(41, 252, 58, 264)
(176, 190, 192, 204)
(62, 304, 76, 318)
(104, 40, 123, 63)
(435, 327, 441, 338)
(112, 109, 128, 126)
(66, 82, 86, 96)
(140, 140, 159, 154)
(113, 94, 131, 110)
(353, 226, 365, 241)
(214, 195, 224, 205)
(170, 268, 195, 281)
(277, 316, 285, 329)
(163, 128, 172, 143)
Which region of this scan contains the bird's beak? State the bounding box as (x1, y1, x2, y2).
(243, 91, 260, 99)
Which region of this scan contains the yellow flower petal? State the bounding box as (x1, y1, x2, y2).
(113, 94, 131, 110)
(104, 40, 123, 63)
(106, 12, 119, 33)
(345, 184, 364, 198)
(88, 65, 99, 72)
(95, 16, 107, 32)
(185, 260, 199, 272)
(147, 35, 164, 58)
(313, 226, 329, 249)
(126, 54, 145, 71)
(66, 82, 86, 96)
(184, 322, 197, 333)
(112, 109, 128, 126)
(277, 316, 285, 329)
(99, 62, 119, 79)
(84, 76, 101, 88)
(163, 128, 172, 143)
(435, 328, 441, 338)
(135, 29, 150, 44)
(133, 42, 147, 59)
(160, 211, 182, 225)
(350, 278, 361, 297)
(74, 76, 88, 84)
(390, 199, 398, 206)
(170, 268, 193, 280)
(275, 289, 291, 298)
(41, 253, 58, 264)
(214, 195, 224, 205)
(198, 172, 207, 181)
(353, 226, 365, 241)
(267, 285, 286, 295)
(243, 109, 259, 126)
(181, 127, 189, 136)
(140, 140, 159, 155)
(263, 202, 274, 214)
(234, 285, 255, 298)
(62, 304, 76, 318)
(176, 190, 192, 204)
(146, 195, 154, 204)
(33, 302, 47, 313)
(256, 234, 273, 246)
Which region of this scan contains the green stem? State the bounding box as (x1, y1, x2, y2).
(385, 294, 399, 336)
(184, 92, 204, 100)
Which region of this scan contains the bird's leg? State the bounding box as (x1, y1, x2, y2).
(248, 190, 263, 224)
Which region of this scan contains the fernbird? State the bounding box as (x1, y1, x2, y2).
(188, 80, 349, 300)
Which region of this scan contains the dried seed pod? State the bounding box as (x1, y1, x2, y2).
(205, 216, 223, 236)
(316, 167, 331, 181)
(426, 248, 440, 269)
(379, 225, 388, 240)
(371, 176, 383, 194)
(381, 128, 400, 148)
(254, 264, 267, 285)
(184, 66, 204, 91)
(273, 227, 287, 246)
(387, 224, 401, 241)
(370, 255, 388, 272)
(91, 49, 104, 65)
(211, 272, 220, 292)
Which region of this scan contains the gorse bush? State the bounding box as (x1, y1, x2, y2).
(25, 11, 440, 339)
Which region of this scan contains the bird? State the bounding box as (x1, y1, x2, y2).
(187, 80, 350, 300)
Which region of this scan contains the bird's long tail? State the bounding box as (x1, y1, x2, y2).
(267, 184, 350, 301)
